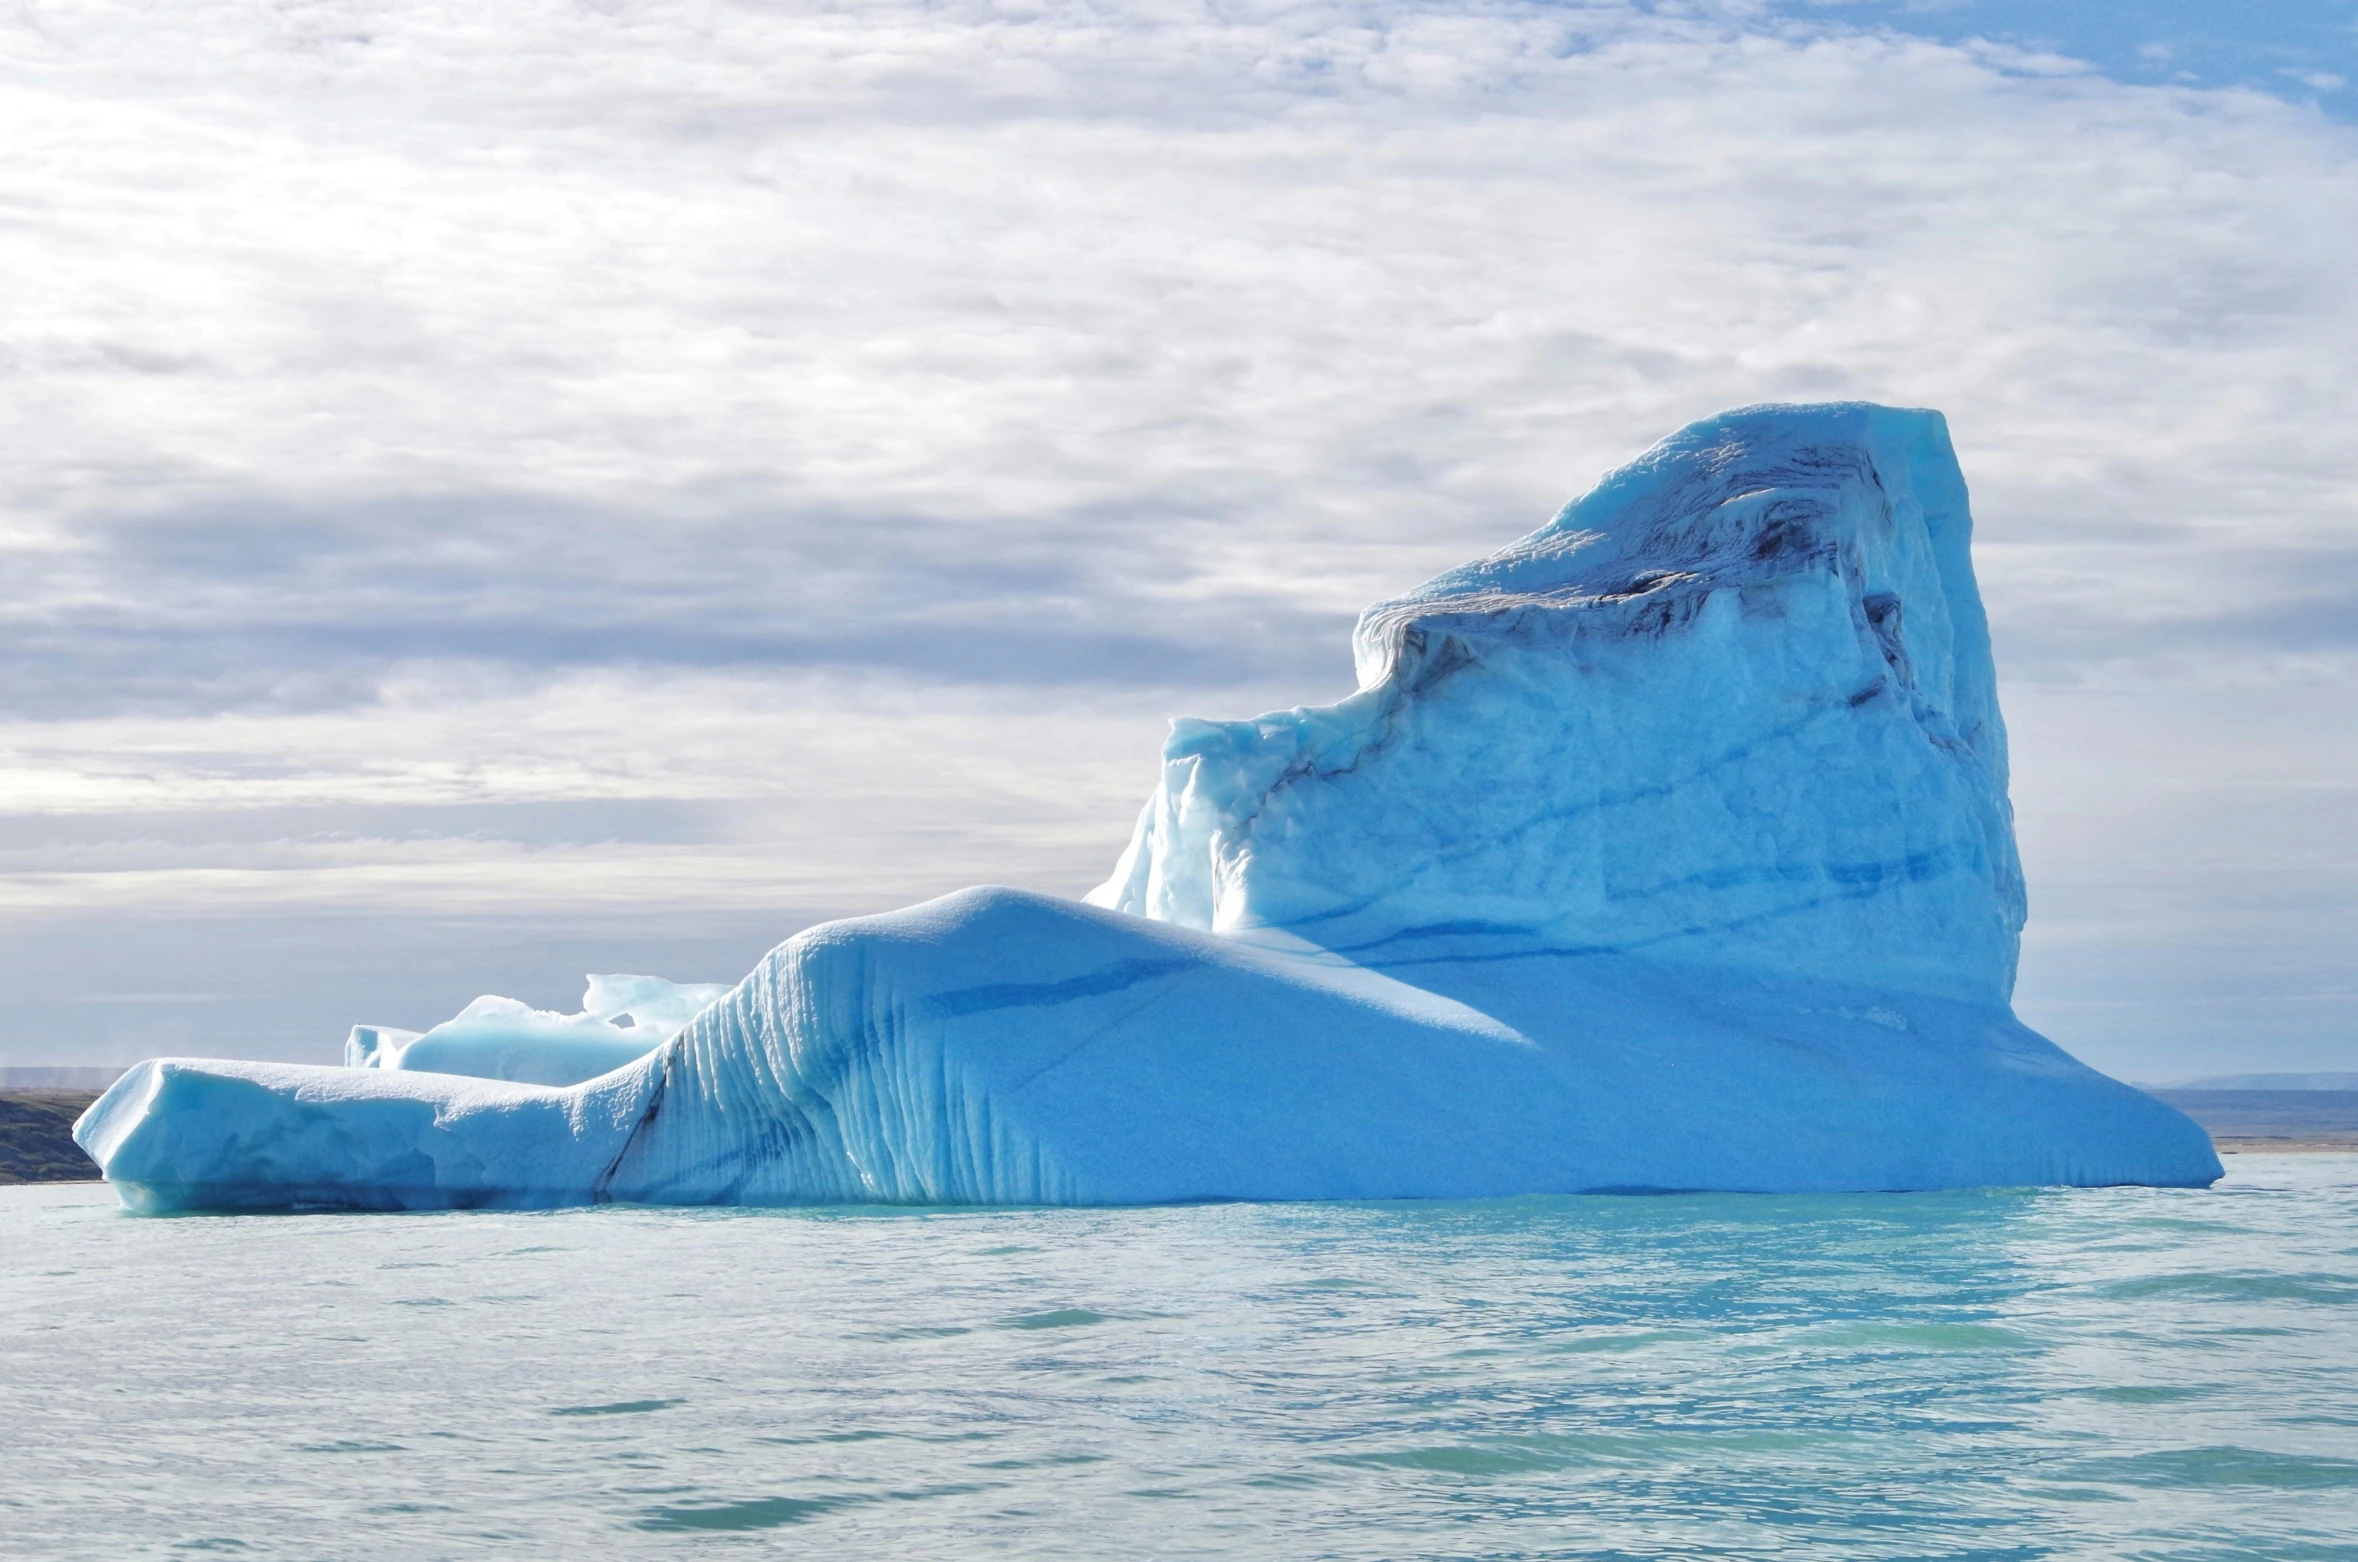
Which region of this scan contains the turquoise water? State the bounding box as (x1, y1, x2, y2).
(4, 1158, 2355, 1559)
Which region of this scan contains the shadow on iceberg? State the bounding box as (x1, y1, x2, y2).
(76, 403, 2222, 1209)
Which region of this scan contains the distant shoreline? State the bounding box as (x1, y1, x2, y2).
(0, 1089, 101, 1184)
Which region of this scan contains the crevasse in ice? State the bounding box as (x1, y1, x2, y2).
(74, 403, 2222, 1210)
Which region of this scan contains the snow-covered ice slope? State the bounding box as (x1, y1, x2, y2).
(79, 887, 2212, 1210)
(607, 887, 2214, 1204)
(76, 404, 2220, 1209)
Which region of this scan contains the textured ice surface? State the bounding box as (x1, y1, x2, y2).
(75, 1056, 661, 1213)
(1091, 401, 2017, 1004)
(76, 404, 2220, 1209)
(344, 975, 727, 1087)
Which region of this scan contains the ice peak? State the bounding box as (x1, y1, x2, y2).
(1353, 402, 1982, 695)
(1092, 402, 2022, 1006)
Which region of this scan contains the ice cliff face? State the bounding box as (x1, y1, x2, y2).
(74, 403, 2221, 1211)
(1091, 403, 2020, 1006)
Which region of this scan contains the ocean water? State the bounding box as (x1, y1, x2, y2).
(4, 1159, 2355, 1560)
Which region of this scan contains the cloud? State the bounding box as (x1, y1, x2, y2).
(1, 0, 2355, 1069)
(2, 489, 1356, 718)
(8, 2, 2354, 706)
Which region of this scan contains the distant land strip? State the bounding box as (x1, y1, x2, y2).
(2146, 1090, 2358, 1152)
(0, 1091, 101, 1183)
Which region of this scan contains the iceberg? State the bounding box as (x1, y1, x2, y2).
(344, 974, 729, 1087)
(75, 403, 2221, 1211)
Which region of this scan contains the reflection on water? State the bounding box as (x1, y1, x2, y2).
(4, 1159, 2355, 1558)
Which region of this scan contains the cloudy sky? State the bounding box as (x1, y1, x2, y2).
(3, 0, 2353, 1081)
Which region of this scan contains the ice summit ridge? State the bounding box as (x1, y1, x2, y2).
(76, 403, 2221, 1209)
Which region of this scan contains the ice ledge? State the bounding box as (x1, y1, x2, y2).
(76, 888, 2221, 1211)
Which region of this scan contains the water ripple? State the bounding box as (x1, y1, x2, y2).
(3, 1156, 2355, 1558)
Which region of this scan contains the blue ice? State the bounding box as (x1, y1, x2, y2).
(75, 404, 2221, 1210)
(345, 974, 729, 1087)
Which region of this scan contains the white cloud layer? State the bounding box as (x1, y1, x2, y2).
(2, 0, 2353, 1075)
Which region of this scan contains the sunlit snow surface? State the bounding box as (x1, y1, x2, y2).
(346, 974, 729, 1088)
(74, 404, 2218, 1209)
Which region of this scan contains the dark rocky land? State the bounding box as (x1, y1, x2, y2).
(0, 1090, 101, 1183)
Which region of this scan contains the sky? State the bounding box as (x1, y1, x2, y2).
(2, 0, 2353, 1083)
